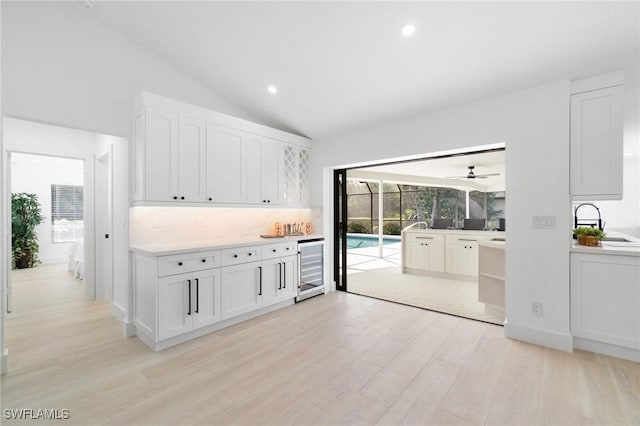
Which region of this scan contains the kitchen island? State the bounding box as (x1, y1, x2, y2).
(401, 227, 505, 279)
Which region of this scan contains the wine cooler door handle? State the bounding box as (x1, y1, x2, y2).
(187, 279, 192, 316)
(278, 263, 282, 290)
(258, 266, 262, 296)
(195, 278, 199, 313)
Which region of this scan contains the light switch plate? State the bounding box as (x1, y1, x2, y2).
(532, 215, 556, 229)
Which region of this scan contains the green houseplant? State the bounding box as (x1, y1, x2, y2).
(11, 193, 44, 269)
(573, 226, 605, 247)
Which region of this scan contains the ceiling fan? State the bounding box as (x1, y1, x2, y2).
(446, 166, 500, 180)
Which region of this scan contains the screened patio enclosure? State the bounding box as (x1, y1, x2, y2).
(344, 178, 505, 274)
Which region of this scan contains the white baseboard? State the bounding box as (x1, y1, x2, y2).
(573, 337, 640, 362)
(138, 299, 295, 351)
(110, 302, 135, 337)
(504, 321, 573, 352)
(1, 349, 8, 375)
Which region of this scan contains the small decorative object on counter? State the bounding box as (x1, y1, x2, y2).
(573, 226, 605, 247)
(305, 222, 312, 235)
(274, 222, 282, 236)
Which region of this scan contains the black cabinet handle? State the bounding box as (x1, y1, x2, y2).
(173, 196, 178, 200)
(258, 266, 262, 295)
(267, 200, 271, 203)
(178, 262, 183, 266)
(286, 247, 289, 251)
(248, 252, 252, 256)
(195, 278, 199, 314)
(187, 279, 192, 315)
(262, 200, 266, 203)
(283, 262, 286, 288)
(202, 259, 206, 263)
(181, 196, 185, 200)
(272, 249, 277, 253)
(208, 197, 212, 201)
(278, 263, 282, 290)
(233, 254, 238, 258)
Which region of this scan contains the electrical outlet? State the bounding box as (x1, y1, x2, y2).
(532, 302, 543, 317)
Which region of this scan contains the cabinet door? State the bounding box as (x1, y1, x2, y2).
(425, 242, 445, 273)
(261, 139, 283, 205)
(446, 243, 477, 276)
(192, 269, 221, 330)
(245, 135, 263, 204)
(178, 117, 206, 202)
(206, 123, 246, 203)
(570, 85, 624, 200)
(405, 240, 426, 270)
(571, 253, 640, 349)
(261, 258, 282, 307)
(145, 108, 178, 201)
(158, 272, 192, 340)
(220, 261, 262, 320)
(298, 148, 311, 206)
(280, 255, 297, 300)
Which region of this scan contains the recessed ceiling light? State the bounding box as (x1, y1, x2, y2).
(267, 85, 278, 94)
(401, 22, 417, 37)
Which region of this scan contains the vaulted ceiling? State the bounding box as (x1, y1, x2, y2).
(83, 1, 638, 139)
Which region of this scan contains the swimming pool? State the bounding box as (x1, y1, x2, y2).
(345, 234, 400, 249)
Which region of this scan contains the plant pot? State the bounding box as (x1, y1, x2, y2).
(15, 249, 33, 269)
(577, 235, 600, 247)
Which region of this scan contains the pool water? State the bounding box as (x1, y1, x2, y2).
(346, 235, 399, 249)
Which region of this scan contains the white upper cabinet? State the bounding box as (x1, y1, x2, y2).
(133, 92, 311, 207)
(134, 108, 206, 202)
(178, 117, 206, 202)
(206, 123, 246, 203)
(570, 73, 624, 200)
(144, 108, 178, 202)
(283, 144, 311, 207)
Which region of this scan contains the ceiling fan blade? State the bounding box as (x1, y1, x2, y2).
(475, 173, 500, 178)
(445, 175, 470, 179)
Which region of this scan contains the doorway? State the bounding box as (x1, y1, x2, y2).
(334, 148, 506, 325)
(9, 153, 86, 314)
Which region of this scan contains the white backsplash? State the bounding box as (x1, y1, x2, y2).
(130, 206, 321, 246)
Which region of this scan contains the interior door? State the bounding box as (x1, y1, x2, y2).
(334, 169, 348, 291)
(95, 152, 113, 300)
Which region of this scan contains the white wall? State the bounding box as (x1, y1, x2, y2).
(11, 153, 83, 264)
(1, 1, 256, 138)
(313, 65, 639, 351)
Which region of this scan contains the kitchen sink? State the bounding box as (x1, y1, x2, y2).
(602, 237, 632, 242)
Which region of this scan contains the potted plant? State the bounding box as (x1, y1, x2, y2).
(11, 193, 44, 269)
(573, 226, 605, 247)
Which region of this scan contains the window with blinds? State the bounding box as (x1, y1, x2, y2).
(51, 184, 84, 243)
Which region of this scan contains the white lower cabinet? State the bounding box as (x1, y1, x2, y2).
(445, 242, 479, 276)
(133, 241, 300, 351)
(158, 269, 221, 340)
(404, 234, 444, 272)
(220, 261, 263, 320)
(261, 256, 297, 307)
(571, 253, 640, 350)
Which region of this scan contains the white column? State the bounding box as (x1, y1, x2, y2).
(465, 189, 470, 219)
(378, 180, 384, 258)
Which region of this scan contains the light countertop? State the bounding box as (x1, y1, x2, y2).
(403, 228, 505, 236)
(130, 234, 324, 256)
(570, 231, 640, 257)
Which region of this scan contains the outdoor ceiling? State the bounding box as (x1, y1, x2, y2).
(349, 150, 506, 192)
(80, 1, 639, 139)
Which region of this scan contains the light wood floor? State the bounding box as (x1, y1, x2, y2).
(1, 265, 639, 425)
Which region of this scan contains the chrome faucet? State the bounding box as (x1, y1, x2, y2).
(574, 203, 604, 231)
